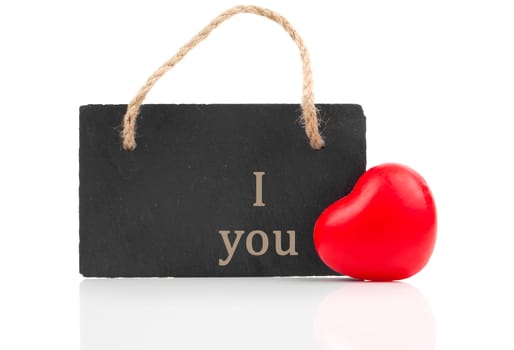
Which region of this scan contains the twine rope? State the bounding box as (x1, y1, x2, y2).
(122, 5, 325, 150)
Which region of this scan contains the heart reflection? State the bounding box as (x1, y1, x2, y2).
(314, 282, 435, 350)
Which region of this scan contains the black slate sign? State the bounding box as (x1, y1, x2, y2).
(79, 104, 366, 277)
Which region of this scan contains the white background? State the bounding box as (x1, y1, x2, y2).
(1, 0, 513, 349)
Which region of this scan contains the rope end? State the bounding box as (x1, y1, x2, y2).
(310, 136, 325, 150)
(122, 139, 137, 151)
(122, 110, 137, 151)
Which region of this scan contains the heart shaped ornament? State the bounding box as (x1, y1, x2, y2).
(314, 163, 437, 281)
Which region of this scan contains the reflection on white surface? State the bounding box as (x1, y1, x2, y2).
(80, 278, 434, 349)
(314, 282, 435, 350)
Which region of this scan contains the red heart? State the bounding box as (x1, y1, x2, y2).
(314, 163, 437, 281)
